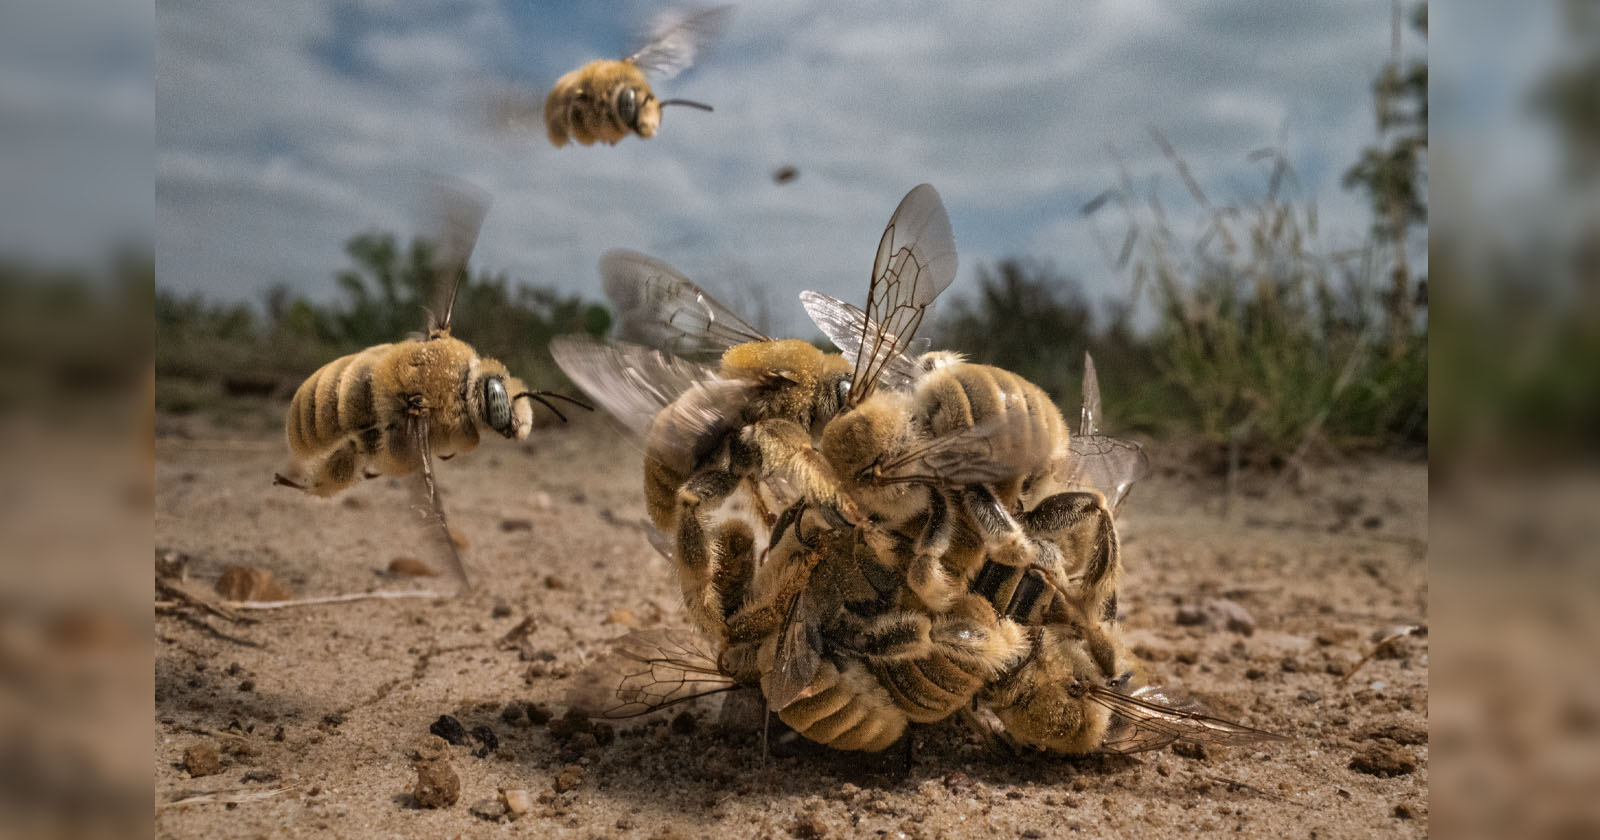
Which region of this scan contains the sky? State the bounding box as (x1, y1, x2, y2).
(138, 1, 1431, 334)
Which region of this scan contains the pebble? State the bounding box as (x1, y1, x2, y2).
(553, 764, 586, 793)
(213, 565, 290, 601)
(429, 715, 470, 746)
(469, 797, 508, 821)
(1349, 742, 1417, 777)
(502, 788, 534, 818)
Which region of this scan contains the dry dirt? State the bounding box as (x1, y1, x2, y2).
(154, 417, 1427, 839)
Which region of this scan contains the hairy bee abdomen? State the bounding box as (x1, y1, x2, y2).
(870, 595, 1029, 723)
(286, 344, 390, 460)
(770, 659, 906, 752)
(918, 364, 1066, 501)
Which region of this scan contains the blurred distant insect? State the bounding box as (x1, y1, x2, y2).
(771, 165, 799, 185)
(535, 5, 731, 147)
(273, 182, 591, 586)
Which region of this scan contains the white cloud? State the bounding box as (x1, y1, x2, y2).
(155, 0, 1416, 334)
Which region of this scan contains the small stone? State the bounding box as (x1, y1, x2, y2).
(448, 528, 469, 549)
(553, 763, 586, 793)
(470, 725, 499, 758)
(548, 709, 593, 738)
(605, 608, 638, 628)
(1349, 742, 1417, 777)
(1297, 689, 1323, 705)
(543, 574, 566, 590)
(1244, 667, 1266, 680)
(272, 726, 286, 742)
(1394, 802, 1418, 820)
(238, 679, 255, 692)
(469, 797, 508, 821)
(1207, 598, 1255, 635)
(429, 715, 470, 746)
(670, 711, 697, 736)
(388, 556, 438, 577)
(413, 758, 459, 808)
(182, 743, 222, 777)
(593, 721, 615, 746)
(943, 771, 974, 792)
(500, 518, 533, 532)
(320, 712, 345, 729)
(1172, 742, 1209, 761)
(529, 491, 554, 510)
(502, 788, 534, 818)
(1175, 605, 1206, 626)
(214, 565, 290, 602)
(526, 703, 554, 726)
(491, 602, 513, 618)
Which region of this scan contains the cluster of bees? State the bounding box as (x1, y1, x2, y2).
(272, 9, 1286, 759)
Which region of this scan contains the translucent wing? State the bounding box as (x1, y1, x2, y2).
(763, 588, 821, 712)
(1089, 685, 1288, 755)
(566, 629, 738, 719)
(625, 5, 733, 79)
(799, 290, 926, 393)
(848, 184, 958, 405)
(409, 414, 470, 589)
(423, 179, 491, 334)
(1063, 352, 1149, 514)
(1062, 435, 1150, 515)
(870, 411, 1041, 487)
(1080, 352, 1102, 436)
(602, 249, 769, 361)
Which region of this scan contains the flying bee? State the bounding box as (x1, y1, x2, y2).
(273, 182, 591, 587)
(535, 5, 730, 147)
(551, 184, 958, 639)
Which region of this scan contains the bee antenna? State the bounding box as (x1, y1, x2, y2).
(513, 391, 596, 424)
(658, 98, 714, 112)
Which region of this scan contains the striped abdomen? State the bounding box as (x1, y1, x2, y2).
(286, 344, 391, 462)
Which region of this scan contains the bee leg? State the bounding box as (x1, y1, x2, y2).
(1021, 492, 1121, 622)
(675, 468, 742, 636)
(904, 490, 960, 612)
(711, 519, 756, 622)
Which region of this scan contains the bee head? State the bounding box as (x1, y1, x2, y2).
(616, 85, 662, 138)
(988, 625, 1117, 754)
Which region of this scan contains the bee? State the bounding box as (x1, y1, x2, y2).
(539, 5, 730, 147)
(272, 182, 591, 586)
(551, 184, 957, 638)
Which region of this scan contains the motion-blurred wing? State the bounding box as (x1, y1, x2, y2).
(1089, 685, 1288, 755)
(409, 414, 470, 590)
(602, 249, 769, 361)
(799, 290, 926, 393)
(423, 179, 491, 333)
(567, 629, 738, 719)
(848, 184, 958, 405)
(626, 5, 733, 79)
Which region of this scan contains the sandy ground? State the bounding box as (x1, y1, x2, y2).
(153, 416, 1427, 839)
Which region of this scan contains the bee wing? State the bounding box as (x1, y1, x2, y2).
(625, 4, 733, 80)
(408, 413, 471, 589)
(872, 411, 1040, 487)
(764, 589, 822, 713)
(1080, 352, 1103, 436)
(1088, 685, 1289, 755)
(798, 290, 925, 393)
(550, 335, 735, 437)
(602, 249, 769, 361)
(848, 184, 958, 405)
(1061, 434, 1150, 515)
(566, 629, 739, 719)
(422, 179, 491, 333)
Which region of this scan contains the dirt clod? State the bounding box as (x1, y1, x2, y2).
(606, 608, 638, 627)
(182, 743, 222, 777)
(500, 518, 533, 532)
(413, 758, 459, 808)
(554, 763, 586, 793)
(387, 556, 437, 577)
(1349, 742, 1417, 777)
(410, 734, 449, 761)
(790, 811, 828, 838)
(1394, 802, 1418, 819)
(526, 703, 554, 726)
(470, 725, 499, 758)
(1172, 742, 1210, 761)
(670, 711, 697, 736)
(214, 565, 290, 601)
(1356, 721, 1428, 745)
(429, 714, 470, 746)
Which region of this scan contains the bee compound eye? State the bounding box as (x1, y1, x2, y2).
(483, 377, 512, 434)
(617, 87, 638, 128)
(835, 377, 851, 406)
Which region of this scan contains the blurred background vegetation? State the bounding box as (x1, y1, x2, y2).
(153, 4, 1433, 469)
